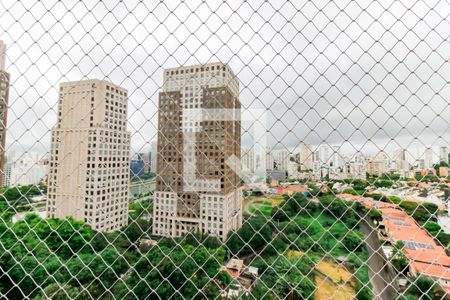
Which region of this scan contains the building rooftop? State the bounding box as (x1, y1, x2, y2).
(410, 261, 450, 283)
(225, 258, 245, 278)
(338, 192, 450, 292)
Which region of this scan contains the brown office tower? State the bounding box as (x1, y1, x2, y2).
(152, 63, 242, 241)
(47, 80, 130, 232)
(0, 40, 9, 188)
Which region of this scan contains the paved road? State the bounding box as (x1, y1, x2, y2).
(359, 214, 397, 300)
(243, 198, 257, 216)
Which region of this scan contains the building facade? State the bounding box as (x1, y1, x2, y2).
(294, 143, 313, 171)
(424, 146, 433, 169)
(142, 151, 151, 174)
(47, 79, 130, 232)
(0, 40, 6, 70)
(0, 40, 9, 188)
(367, 151, 388, 177)
(152, 63, 242, 241)
(241, 148, 256, 173)
(440, 146, 449, 163)
(275, 149, 290, 172)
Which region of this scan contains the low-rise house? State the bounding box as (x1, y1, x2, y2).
(222, 259, 259, 298)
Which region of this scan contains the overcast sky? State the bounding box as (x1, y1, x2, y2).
(0, 0, 449, 162)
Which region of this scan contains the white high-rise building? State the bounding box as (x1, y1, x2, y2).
(47, 79, 131, 232)
(0, 40, 6, 71)
(330, 145, 341, 171)
(367, 151, 388, 177)
(275, 149, 290, 171)
(295, 143, 313, 171)
(424, 146, 433, 169)
(241, 148, 256, 173)
(417, 159, 425, 170)
(440, 146, 449, 163)
(266, 150, 274, 170)
(319, 145, 331, 165)
(3, 155, 11, 186)
(395, 148, 408, 171)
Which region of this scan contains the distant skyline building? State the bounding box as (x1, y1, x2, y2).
(330, 145, 341, 171)
(417, 159, 425, 170)
(47, 79, 130, 232)
(142, 151, 151, 174)
(367, 151, 388, 177)
(241, 148, 256, 173)
(440, 146, 449, 163)
(294, 143, 313, 171)
(152, 62, 242, 241)
(130, 153, 145, 177)
(275, 149, 289, 171)
(424, 146, 433, 168)
(2, 154, 10, 186)
(0, 39, 9, 188)
(0, 40, 6, 70)
(150, 140, 157, 173)
(265, 150, 274, 170)
(318, 145, 331, 166)
(395, 148, 408, 172)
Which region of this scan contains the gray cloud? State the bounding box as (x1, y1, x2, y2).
(0, 0, 449, 160)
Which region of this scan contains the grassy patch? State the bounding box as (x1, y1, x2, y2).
(249, 204, 273, 215)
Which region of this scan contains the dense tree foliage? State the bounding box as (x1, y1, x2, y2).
(1, 187, 444, 299)
(397, 276, 446, 300)
(397, 201, 438, 224)
(391, 241, 409, 274)
(115, 243, 230, 299)
(258, 254, 316, 299)
(228, 193, 372, 299)
(0, 213, 228, 299)
(0, 184, 43, 212)
(227, 215, 272, 256)
(424, 221, 450, 247)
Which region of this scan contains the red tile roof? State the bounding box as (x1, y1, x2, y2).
(338, 192, 450, 293)
(410, 261, 450, 282)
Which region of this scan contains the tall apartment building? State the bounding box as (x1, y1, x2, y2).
(424, 146, 433, 169)
(241, 148, 256, 173)
(47, 80, 130, 232)
(265, 150, 275, 170)
(294, 143, 313, 171)
(0, 40, 10, 188)
(330, 145, 341, 171)
(275, 150, 290, 171)
(0, 40, 6, 70)
(149, 140, 157, 173)
(152, 63, 242, 241)
(440, 146, 449, 163)
(142, 151, 151, 174)
(367, 151, 388, 177)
